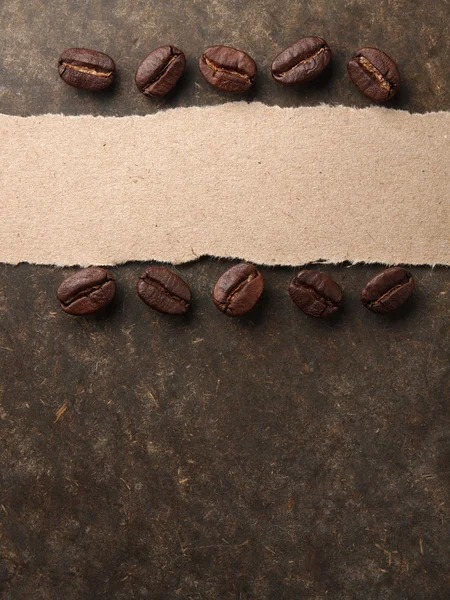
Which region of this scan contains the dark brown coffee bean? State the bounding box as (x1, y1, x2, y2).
(57, 267, 116, 315)
(289, 270, 343, 318)
(135, 45, 186, 98)
(212, 263, 263, 316)
(58, 48, 115, 91)
(361, 267, 414, 313)
(137, 266, 191, 315)
(271, 36, 331, 85)
(347, 47, 400, 101)
(199, 45, 256, 93)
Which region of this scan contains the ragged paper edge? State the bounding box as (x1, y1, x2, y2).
(5, 102, 449, 119)
(4, 256, 449, 270)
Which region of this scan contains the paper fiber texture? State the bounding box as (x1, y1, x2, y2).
(1, 103, 449, 266)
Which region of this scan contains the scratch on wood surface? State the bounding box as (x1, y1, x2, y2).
(120, 478, 131, 492)
(375, 543, 399, 567)
(54, 400, 68, 423)
(146, 389, 160, 409)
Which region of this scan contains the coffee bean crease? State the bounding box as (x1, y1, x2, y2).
(57, 267, 116, 315)
(213, 263, 263, 316)
(356, 56, 391, 92)
(300, 283, 339, 316)
(59, 62, 113, 78)
(275, 45, 327, 77)
(62, 281, 111, 306)
(361, 267, 414, 313)
(204, 56, 252, 81)
(137, 267, 191, 314)
(220, 272, 257, 311)
(143, 47, 182, 92)
(368, 283, 404, 309)
(140, 274, 189, 308)
(289, 270, 343, 318)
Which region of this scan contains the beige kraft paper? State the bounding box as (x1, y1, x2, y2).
(1, 103, 449, 266)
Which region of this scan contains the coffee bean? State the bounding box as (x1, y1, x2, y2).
(213, 263, 264, 316)
(137, 266, 191, 315)
(347, 47, 400, 101)
(135, 45, 186, 98)
(57, 267, 116, 315)
(361, 267, 414, 313)
(58, 48, 115, 91)
(271, 36, 331, 85)
(289, 270, 343, 318)
(199, 45, 256, 93)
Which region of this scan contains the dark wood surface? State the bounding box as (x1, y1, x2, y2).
(1, 1, 449, 598)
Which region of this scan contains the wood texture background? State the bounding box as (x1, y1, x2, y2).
(0, 1, 449, 598)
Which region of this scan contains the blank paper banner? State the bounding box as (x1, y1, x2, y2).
(1, 103, 449, 266)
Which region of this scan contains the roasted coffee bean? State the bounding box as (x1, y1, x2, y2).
(213, 263, 264, 316)
(135, 45, 186, 98)
(289, 270, 343, 318)
(57, 267, 116, 315)
(58, 48, 115, 91)
(361, 267, 414, 313)
(137, 266, 191, 315)
(271, 36, 331, 85)
(199, 45, 256, 93)
(347, 47, 400, 101)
